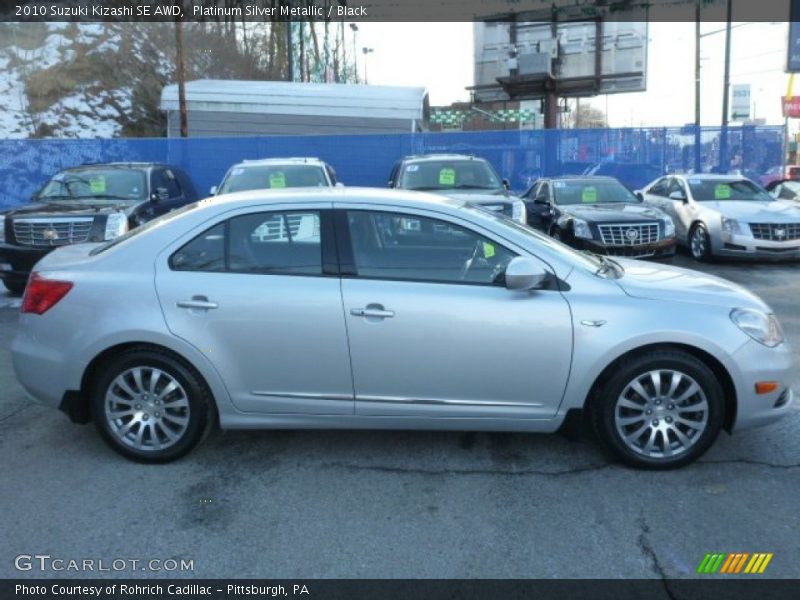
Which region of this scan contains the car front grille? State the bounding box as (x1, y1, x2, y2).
(597, 222, 660, 246)
(12, 217, 94, 247)
(749, 222, 800, 241)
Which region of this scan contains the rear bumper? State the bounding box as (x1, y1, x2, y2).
(575, 237, 677, 260)
(0, 243, 50, 284)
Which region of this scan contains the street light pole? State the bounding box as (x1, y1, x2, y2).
(349, 24, 359, 83)
(362, 47, 374, 84)
(719, 0, 733, 173)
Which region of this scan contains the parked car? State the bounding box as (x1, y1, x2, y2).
(210, 157, 338, 196)
(11, 188, 793, 468)
(388, 154, 526, 223)
(0, 162, 198, 295)
(521, 176, 676, 260)
(766, 179, 800, 203)
(583, 162, 664, 191)
(638, 174, 800, 261)
(759, 165, 800, 188)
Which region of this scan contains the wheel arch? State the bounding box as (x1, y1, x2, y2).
(584, 342, 736, 433)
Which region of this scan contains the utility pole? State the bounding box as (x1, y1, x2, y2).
(174, 14, 188, 138)
(350, 24, 359, 83)
(719, 0, 733, 173)
(287, 20, 294, 82)
(694, 2, 701, 173)
(362, 47, 374, 84)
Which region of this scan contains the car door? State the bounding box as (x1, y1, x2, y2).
(666, 178, 694, 240)
(524, 181, 553, 231)
(336, 205, 573, 420)
(149, 168, 185, 217)
(155, 204, 354, 415)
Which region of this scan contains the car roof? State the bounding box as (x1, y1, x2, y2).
(402, 154, 485, 163)
(71, 162, 171, 170)
(673, 173, 751, 181)
(231, 157, 328, 167)
(544, 175, 620, 183)
(207, 186, 464, 213)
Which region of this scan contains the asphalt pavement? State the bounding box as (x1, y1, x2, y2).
(1, 253, 798, 580)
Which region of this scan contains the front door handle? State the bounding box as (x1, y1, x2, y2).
(350, 304, 395, 319)
(177, 296, 218, 310)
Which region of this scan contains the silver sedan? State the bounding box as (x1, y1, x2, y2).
(11, 188, 795, 468)
(638, 174, 800, 260)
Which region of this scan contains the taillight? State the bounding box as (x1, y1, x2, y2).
(21, 272, 73, 315)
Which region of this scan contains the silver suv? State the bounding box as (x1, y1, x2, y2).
(12, 188, 794, 468)
(210, 157, 338, 196)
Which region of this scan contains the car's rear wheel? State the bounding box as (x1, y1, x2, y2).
(689, 223, 712, 261)
(90, 349, 213, 463)
(2, 279, 26, 296)
(591, 350, 724, 469)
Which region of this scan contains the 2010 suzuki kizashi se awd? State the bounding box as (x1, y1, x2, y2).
(11, 188, 794, 468)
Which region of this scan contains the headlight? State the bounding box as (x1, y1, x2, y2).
(0, 215, 5, 243)
(730, 308, 784, 347)
(572, 218, 592, 239)
(512, 200, 526, 223)
(104, 212, 128, 240)
(721, 217, 742, 234)
(663, 218, 675, 238)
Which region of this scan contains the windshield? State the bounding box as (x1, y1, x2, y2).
(38, 169, 146, 202)
(553, 179, 637, 206)
(687, 179, 772, 202)
(399, 160, 503, 192)
(218, 164, 329, 193)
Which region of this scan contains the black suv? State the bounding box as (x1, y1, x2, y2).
(0, 162, 198, 294)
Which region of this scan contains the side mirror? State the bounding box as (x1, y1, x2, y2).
(502, 178, 511, 190)
(668, 190, 687, 202)
(505, 256, 548, 291)
(209, 185, 218, 196)
(335, 182, 345, 188)
(633, 191, 644, 202)
(387, 180, 394, 188)
(152, 187, 169, 202)
(533, 197, 550, 205)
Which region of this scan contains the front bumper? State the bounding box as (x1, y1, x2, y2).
(731, 338, 795, 431)
(574, 237, 677, 260)
(0, 243, 51, 284)
(714, 231, 800, 259)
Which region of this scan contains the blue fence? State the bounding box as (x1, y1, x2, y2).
(0, 125, 785, 211)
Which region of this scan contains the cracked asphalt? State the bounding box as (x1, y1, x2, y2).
(1, 252, 798, 580)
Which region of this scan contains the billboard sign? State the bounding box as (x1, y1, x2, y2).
(731, 84, 751, 121)
(782, 96, 800, 117)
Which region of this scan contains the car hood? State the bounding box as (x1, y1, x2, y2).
(560, 203, 666, 223)
(6, 200, 138, 218)
(697, 200, 800, 222)
(613, 259, 768, 310)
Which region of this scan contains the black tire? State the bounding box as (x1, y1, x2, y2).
(3, 279, 26, 296)
(688, 223, 712, 262)
(90, 348, 214, 463)
(590, 349, 724, 470)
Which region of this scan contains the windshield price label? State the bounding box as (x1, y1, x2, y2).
(714, 184, 731, 200)
(438, 168, 456, 186)
(269, 172, 287, 188)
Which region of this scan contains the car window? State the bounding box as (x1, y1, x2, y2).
(397, 160, 503, 192)
(552, 179, 637, 205)
(347, 210, 515, 285)
(666, 178, 686, 199)
(535, 183, 550, 202)
(38, 168, 147, 202)
(219, 165, 329, 193)
(648, 177, 669, 197)
(151, 169, 181, 199)
(686, 179, 772, 202)
(170, 211, 322, 275)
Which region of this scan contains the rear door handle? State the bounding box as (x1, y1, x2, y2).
(351, 305, 395, 319)
(177, 296, 218, 310)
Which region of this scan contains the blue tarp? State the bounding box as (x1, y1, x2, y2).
(0, 126, 784, 211)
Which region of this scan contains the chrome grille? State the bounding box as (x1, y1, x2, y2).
(12, 217, 94, 247)
(749, 222, 800, 241)
(597, 222, 660, 246)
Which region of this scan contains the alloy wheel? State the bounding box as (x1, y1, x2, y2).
(690, 227, 707, 259)
(104, 367, 191, 451)
(613, 369, 709, 459)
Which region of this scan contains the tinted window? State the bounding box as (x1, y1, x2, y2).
(552, 179, 637, 205)
(649, 178, 669, 197)
(39, 168, 147, 202)
(687, 179, 771, 202)
(151, 169, 181, 199)
(219, 165, 329, 193)
(347, 211, 514, 285)
(398, 160, 503, 192)
(535, 183, 550, 202)
(666, 178, 686, 198)
(170, 223, 225, 271)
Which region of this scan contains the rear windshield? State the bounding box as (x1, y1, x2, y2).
(687, 179, 772, 202)
(219, 165, 329, 193)
(89, 202, 200, 255)
(553, 180, 637, 205)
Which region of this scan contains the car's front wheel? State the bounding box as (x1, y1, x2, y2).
(591, 349, 724, 469)
(91, 348, 213, 463)
(689, 223, 712, 261)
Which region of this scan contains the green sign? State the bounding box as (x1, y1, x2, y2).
(714, 184, 731, 200)
(269, 172, 287, 188)
(581, 186, 598, 203)
(438, 168, 456, 186)
(89, 177, 106, 193)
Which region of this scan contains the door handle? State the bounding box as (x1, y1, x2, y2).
(351, 305, 395, 319)
(177, 296, 218, 310)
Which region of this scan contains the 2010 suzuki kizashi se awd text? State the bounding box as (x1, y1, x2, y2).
(11, 188, 794, 468)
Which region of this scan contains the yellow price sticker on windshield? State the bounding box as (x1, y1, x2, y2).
(89, 177, 106, 193)
(582, 186, 598, 203)
(714, 184, 731, 199)
(482, 242, 496, 258)
(439, 168, 456, 186)
(269, 172, 287, 188)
